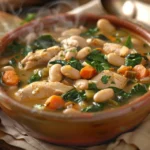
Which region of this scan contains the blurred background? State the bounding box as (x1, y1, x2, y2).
(0, 0, 149, 31)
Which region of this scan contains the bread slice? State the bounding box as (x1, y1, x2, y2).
(0, 11, 22, 37)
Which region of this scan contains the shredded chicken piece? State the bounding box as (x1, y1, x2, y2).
(21, 46, 61, 70)
(15, 81, 73, 101)
(50, 50, 65, 61)
(103, 43, 122, 55)
(92, 70, 128, 89)
(103, 43, 131, 56)
(61, 38, 79, 49)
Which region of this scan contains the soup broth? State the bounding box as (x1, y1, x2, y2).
(0, 18, 150, 114)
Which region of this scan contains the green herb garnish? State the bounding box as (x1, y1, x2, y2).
(49, 58, 83, 70)
(81, 102, 104, 112)
(125, 53, 142, 67)
(80, 27, 99, 37)
(62, 89, 86, 103)
(28, 72, 41, 84)
(24, 13, 36, 22)
(85, 50, 110, 72)
(124, 36, 133, 48)
(93, 34, 109, 41)
(111, 87, 131, 103)
(67, 58, 83, 70)
(131, 83, 147, 95)
(101, 75, 111, 84)
(2, 41, 23, 57)
(49, 60, 67, 66)
(88, 82, 98, 90)
(31, 35, 59, 50)
(22, 45, 33, 56)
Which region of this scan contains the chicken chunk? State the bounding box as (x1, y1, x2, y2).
(61, 38, 79, 49)
(21, 46, 61, 70)
(103, 43, 131, 56)
(103, 43, 122, 55)
(92, 70, 128, 89)
(15, 81, 73, 101)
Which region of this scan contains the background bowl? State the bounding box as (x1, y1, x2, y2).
(0, 14, 150, 146)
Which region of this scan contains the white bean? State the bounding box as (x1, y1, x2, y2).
(49, 64, 62, 82)
(87, 38, 105, 47)
(65, 51, 77, 60)
(65, 47, 77, 60)
(94, 88, 114, 103)
(97, 19, 116, 33)
(120, 46, 130, 57)
(63, 108, 80, 114)
(1, 66, 14, 72)
(70, 35, 87, 48)
(78, 101, 88, 109)
(132, 38, 144, 48)
(74, 79, 88, 90)
(61, 65, 80, 80)
(61, 38, 79, 49)
(107, 53, 125, 66)
(61, 28, 81, 37)
(76, 47, 91, 60)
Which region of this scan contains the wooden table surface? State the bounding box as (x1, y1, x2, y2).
(0, 1, 90, 149)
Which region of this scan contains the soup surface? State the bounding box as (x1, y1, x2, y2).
(0, 18, 150, 114)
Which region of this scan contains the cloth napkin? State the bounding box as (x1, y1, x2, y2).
(1, 110, 150, 150)
(0, 0, 150, 150)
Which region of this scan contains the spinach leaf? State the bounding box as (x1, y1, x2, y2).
(80, 27, 99, 37)
(31, 35, 59, 50)
(85, 60, 103, 72)
(116, 37, 121, 43)
(86, 50, 107, 63)
(111, 87, 131, 103)
(49, 58, 83, 70)
(22, 45, 33, 56)
(93, 34, 109, 41)
(88, 82, 98, 90)
(81, 102, 104, 112)
(28, 72, 41, 84)
(131, 84, 148, 95)
(86, 50, 110, 72)
(101, 75, 111, 84)
(49, 60, 67, 66)
(124, 36, 133, 48)
(2, 41, 23, 57)
(24, 13, 36, 22)
(67, 58, 83, 70)
(125, 53, 142, 67)
(62, 89, 86, 103)
(111, 83, 148, 103)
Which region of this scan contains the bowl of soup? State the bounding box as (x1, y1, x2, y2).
(0, 14, 150, 146)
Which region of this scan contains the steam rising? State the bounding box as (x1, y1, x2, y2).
(1, 0, 85, 46)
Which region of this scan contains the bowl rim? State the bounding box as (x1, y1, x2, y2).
(0, 13, 150, 121)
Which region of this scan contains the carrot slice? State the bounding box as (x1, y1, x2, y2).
(2, 70, 19, 86)
(107, 35, 116, 42)
(117, 65, 132, 74)
(133, 64, 148, 79)
(80, 66, 97, 79)
(45, 95, 65, 110)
